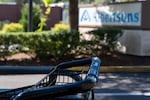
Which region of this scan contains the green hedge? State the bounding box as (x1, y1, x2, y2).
(0, 30, 79, 58)
(0, 28, 122, 58)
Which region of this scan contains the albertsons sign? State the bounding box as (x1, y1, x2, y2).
(79, 3, 141, 26)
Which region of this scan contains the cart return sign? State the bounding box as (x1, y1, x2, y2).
(79, 2, 142, 27)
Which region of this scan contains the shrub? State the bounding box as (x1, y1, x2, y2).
(1, 23, 23, 32)
(19, 4, 43, 32)
(0, 21, 3, 30)
(31, 30, 79, 57)
(0, 30, 79, 58)
(51, 23, 69, 32)
(79, 28, 122, 55)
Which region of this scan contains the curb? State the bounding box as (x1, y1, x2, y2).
(100, 66, 150, 73)
(0, 66, 150, 74)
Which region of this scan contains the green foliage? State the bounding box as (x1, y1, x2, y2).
(1, 23, 23, 32)
(35, 30, 79, 58)
(19, 4, 43, 32)
(0, 27, 122, 57)
(51, 23, 69, 32)
(0, 21, 4, 30)
(37, 0, 51, 32)
(0, 30, 79, 58)
(37, 16, 47, 32)
(79, 28, 122, 55)
(42, 0, 52, 7)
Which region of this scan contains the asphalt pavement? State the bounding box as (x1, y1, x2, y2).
(0, 73, 150, 100)
(95, 73, 150, 100)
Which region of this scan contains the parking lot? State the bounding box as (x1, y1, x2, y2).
(95, 73, 150, 100)
(0, 73, 150, 100)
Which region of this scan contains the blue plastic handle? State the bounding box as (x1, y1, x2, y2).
(87, 57, 101, 79)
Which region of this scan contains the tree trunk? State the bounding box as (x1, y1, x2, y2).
(69, 0, 78, 31)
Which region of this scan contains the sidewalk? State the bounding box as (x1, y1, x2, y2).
(0, 74, 45, 89)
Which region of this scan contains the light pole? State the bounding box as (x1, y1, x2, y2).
(28, 0, 33, 32)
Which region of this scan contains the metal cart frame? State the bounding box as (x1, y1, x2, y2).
(0, 57, 101, 100)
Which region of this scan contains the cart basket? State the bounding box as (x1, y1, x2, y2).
(0, 57, 101, 100)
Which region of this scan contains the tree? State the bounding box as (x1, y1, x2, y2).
(44, 0, 79, 31)
(69, 0, 78, 31)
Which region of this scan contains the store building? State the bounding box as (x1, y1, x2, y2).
(79, 0, 150, 56)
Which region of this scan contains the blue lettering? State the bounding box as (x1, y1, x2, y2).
(97, 11, 102, 22)
(108, 14, 113, 23)
(105, 14, 110, 22)
(98, 11, 105, 22)
(80, 10, 91, 22)
(88, 10, 140, 25)
(127, 13, 133, 23)
(93, 12, 98, 22)
(121, 13, 127, 23)
(134, 12, 140, 22)
(115, 13, 121, 23)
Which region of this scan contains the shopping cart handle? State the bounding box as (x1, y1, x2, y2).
(57, 57, 92, 69)
(11, 57, 101, 100)
(87, 57, 101, 80)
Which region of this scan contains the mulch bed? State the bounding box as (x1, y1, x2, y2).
(0, 52, 150, 66)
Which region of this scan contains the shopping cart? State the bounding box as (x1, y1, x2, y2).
(0, 57, 101, 100)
